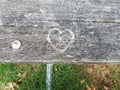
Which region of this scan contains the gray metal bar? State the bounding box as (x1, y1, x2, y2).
(46, 64, 53, 90)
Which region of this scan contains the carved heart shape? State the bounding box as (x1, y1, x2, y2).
(47, 28, 75, 53)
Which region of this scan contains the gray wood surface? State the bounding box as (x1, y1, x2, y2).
(0, 0, 120, 63)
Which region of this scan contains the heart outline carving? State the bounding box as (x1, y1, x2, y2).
(47, 28, 75, 53)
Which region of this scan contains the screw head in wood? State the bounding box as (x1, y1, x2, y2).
(12, 40, 21, 49)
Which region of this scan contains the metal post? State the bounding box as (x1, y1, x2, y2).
(46, 64, 53, 90)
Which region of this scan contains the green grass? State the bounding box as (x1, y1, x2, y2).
(0, 64, 17, 86)
(0, 64, 93, 90)
(18, 64, 46, 90)
(52, 64, 92, 90)
(0, 64, 120, 90)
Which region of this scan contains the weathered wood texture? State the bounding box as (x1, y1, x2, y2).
(0, 0, 120, 63)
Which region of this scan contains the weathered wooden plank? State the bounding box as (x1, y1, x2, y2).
(0, 0, 120, 63)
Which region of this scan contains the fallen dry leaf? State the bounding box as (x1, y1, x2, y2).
(18, 72, 27, 79)
(53, 67, 58, 72)
(91, 84, 96, 90)
(103, 85, 109, 90)
(86, 85, 92, 90)
(80, 79, 85, 84)
(2, 82, 19, 90)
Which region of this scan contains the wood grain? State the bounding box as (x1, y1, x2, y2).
(0, 0, 120, 63)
